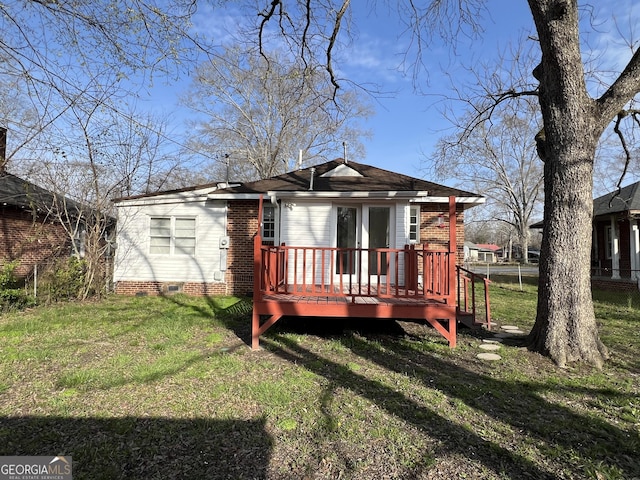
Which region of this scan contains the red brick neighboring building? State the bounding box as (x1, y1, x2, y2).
(0, 171, 77, 278)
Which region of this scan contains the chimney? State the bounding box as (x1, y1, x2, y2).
(342, 141, 348, 164)
(0, 127, 6, 173)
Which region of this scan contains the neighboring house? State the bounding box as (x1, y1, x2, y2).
(464, 242, 500, 263)
(113, 159, 485, 297)
(0, 171, 84, 278)
(592, 181, 640, 289)
(530, 181, 640, 290)
(475, 243, 500, 263)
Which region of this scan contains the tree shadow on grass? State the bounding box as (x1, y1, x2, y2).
(0, 416, 272, 480)
(158, 293, 254, 347)
(264, 322, 640, 479)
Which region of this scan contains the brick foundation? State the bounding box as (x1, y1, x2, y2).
(115, 280, 228, 297)
(592, 277, 639, 293)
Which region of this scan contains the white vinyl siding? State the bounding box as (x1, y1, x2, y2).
(114, 193, 226, 284)
(279, 201, 333, 285)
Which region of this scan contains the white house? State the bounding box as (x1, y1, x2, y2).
(112, 159, 485, 296)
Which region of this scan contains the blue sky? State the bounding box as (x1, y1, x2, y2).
(140, 0, 637, 186)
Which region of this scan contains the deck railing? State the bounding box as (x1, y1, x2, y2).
(456, 265, 491, 328)
(257, 242, 456, 304)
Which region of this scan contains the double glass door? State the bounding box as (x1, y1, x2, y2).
(335, 205, 392, 280)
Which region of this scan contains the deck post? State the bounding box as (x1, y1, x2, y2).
(254, 195, 264, 302)
(404, 244, 418, 291)
(449, 316, 457, 348)
(252, 309, 260, 350)
(448, 195, 457, 305)
(252, 196, 264, 350)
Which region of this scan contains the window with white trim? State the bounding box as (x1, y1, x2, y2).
(262, 205, 276, 242)
(408, 206, 420, 243)
(150, 217, 196, 255)
(72, 228, 86, 258)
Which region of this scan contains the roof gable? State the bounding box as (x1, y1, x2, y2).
(112, 158, 484, 204)
(319, 163, 363, 178)
(212, 158, 480, 198)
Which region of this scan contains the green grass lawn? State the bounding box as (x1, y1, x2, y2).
(0, 282, 638, 479)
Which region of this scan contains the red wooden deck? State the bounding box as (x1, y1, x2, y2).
(251, 196, 490, 349)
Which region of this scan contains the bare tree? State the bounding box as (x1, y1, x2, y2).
(0, 0, 201, 173)
(431, 97, 544, 263)
(248, 1, 640, 367)
(25, 92, 186, 297)
(182, 46, 373, 181)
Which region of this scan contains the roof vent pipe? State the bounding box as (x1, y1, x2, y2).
(298, 149, 303, 170)
(309, 167, 316, 191)
(342, 141, 348, 164)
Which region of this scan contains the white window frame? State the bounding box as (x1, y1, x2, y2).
(72, 227, 86, 258)
(149, 216, 196, 256)
(262, 205, 277, 242)
(408, 206, 420, 244)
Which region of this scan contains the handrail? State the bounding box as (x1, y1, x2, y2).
(258, 243, 455, 303)
(456, 265, 491, 328)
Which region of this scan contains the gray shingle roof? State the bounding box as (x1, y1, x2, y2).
(212, 158, 480, 197)
(593, 181, 640, 217)
(0, 171, 84, 217)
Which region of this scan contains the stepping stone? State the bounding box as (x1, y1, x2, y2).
(508, 329, 526, 335)
(482, 339, 502, 344)
(479, 343, 501, 351)
(477, 352, 501, 361)
(502, 325, 520, 330)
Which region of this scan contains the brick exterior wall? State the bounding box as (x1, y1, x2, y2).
(418, 204, 465, 264)
(225, 200, 260, 296)
(0, 205, 71, 278)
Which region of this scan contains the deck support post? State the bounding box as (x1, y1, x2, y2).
(251, 309, 261, 350)
(448, 196, 457, 305)
(251, 312, 283, 350)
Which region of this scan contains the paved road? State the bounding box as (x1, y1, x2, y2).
(467, 264, 539, 276)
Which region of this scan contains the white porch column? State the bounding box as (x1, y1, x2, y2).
(631, 221, 640, 281)
(611, 215, 620, 279)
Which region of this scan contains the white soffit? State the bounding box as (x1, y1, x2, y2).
(410, 196, 485, 206)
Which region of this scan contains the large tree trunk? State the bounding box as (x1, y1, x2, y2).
(526, 0, 610, 368)
(528, 135, 608, 368)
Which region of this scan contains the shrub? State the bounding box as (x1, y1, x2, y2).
(38, 257, 86, 302)
(0, 261, 32, 310)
